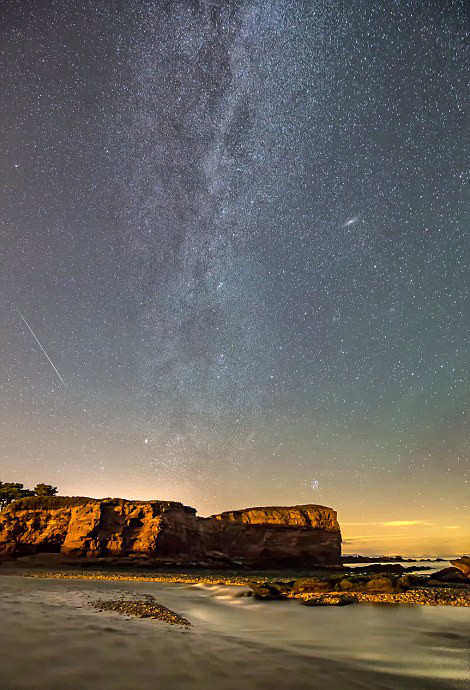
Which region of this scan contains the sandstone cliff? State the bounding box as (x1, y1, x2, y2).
(0, 497, 341, 568)
(206, 504, 340, 566)
(212, 504, 338, 529)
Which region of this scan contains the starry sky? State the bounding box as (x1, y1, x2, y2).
(1, 0, 468, 555)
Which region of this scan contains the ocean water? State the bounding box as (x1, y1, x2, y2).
(347, 559, 454, 573)
(0, 574, 469, 690)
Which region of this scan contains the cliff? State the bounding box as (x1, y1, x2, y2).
(212, 504, 338, 529)
(0, 497, 341, 568)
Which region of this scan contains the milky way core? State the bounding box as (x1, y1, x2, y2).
(1, 1, 468, 555)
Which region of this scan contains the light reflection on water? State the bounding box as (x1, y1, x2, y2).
(0, 575, 469, 690)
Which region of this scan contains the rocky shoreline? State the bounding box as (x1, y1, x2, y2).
(2, 557, 470, 608)
(299, 589, 470, 607)
(247, 557, 470, 607)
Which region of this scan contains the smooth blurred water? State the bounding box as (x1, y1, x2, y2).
(0, 575, 469, 690)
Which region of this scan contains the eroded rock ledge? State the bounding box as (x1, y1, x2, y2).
(0, 497, 341, 568)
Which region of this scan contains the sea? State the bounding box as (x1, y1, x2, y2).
(0, 560, 469, 690)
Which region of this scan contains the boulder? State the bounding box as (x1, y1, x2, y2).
(397, 573, 423, 589)
(354, 563, 405, 575)
(339, 578, 359, 591)
(302, 594, 355, 607)
(428, 567, 469, 584)
(450, 557, 470, 578)
(365, 575, 397, 593)
(338, 574, 408, 593)
(292, 577, 334, 593)
(249, 582, 287, 600)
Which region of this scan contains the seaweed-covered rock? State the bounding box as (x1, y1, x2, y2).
(291, 577, 333, 593)
(338, 574, 408, 593)
(365, 576, 397, 593)
(249, 582, 287, 600)
(338, 577, 368, 591)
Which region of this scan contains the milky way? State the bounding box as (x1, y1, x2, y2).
(0, 1, 468, 553)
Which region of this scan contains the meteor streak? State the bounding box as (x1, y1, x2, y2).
(17, 309, 65, 386)
(342, 216, 360, 228)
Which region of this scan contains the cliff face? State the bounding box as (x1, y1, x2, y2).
(212, 505, 339, 529)
(0, 497, 341, 567)
(205, 505, 341, 566)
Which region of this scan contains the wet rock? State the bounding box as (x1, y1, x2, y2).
(249, 582, 287, 600)
(428, 567, 469, 585)
(450, 557, 470, 578)
(338, 574, 409, 593)
(397, 573, 423, 589)
(270, 579, 296, 595)
(338, 577, 368, 591)
(302, 594, 355, 607)
(339, 578, 353, 591)
(291, 577, 333, 593)
(353, 563, 405, 575)
(365, 576, 397, 593)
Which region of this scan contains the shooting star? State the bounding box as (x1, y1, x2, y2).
(342, 216, 360, 228)
(16, 309, 65, 386)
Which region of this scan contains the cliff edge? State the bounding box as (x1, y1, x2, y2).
(0, 496, 341, 568)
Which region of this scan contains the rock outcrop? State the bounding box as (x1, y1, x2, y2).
(451, 557, 470, 579)
(429, 567, 468, 584)
(0, 497, 341, 568)
(206, 505, 340, 566)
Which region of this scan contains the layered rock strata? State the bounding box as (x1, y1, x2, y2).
(0, 497, 341, 567)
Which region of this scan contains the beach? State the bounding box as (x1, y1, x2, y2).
(3, 556, 469, 607)
(1, 568, 469, 690)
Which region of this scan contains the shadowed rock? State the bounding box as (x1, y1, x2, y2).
(353, 563, 405, 575)
(450, 557, 470, 579)
(430, 567, 469, 584)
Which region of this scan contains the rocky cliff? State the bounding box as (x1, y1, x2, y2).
(0, 497, 341, 567)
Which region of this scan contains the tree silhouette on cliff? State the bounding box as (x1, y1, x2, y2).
(0, 482, 58, 510)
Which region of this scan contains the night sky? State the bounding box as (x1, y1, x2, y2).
(1, 1, 468, 555)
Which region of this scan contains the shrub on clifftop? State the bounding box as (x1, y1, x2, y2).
(33, 484, 58, 497)
(0, 482, 58, 510)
